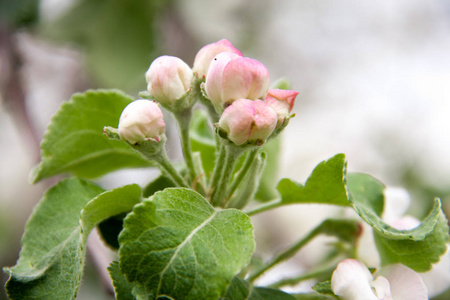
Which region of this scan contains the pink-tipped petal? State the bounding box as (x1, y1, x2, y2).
(193, 39, 242, 77)
(218, 99, 277, 146)
(267, 89, 299, 112)
(145, 56, 192, 104)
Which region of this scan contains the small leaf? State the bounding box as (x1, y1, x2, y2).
(31, 89, 152, 183)
(277, 154, 349, 206)
(312, 281, 334, 295)
(347, 173, 450, 272)
(4, 180, 142, 299)
(119, 188, 255, 299)
(108, 261, 135, 300)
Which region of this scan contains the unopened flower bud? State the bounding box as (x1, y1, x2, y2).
(265, 89, 299, 128)
(205, 53, 270, 111)
(217, 99, 277, 146)
(192, 39, 242, 78)
(145, 56, 193, 105)
(118, 100, 165, 144)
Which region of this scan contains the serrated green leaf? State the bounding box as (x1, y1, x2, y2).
(119, 188, 255, 299)
(108, 261, 135, 300)
(4, 180, 142, 299)
(346, 172, 384, 216)
(277, 154, 349, 206)
(347, 173, 450, 272)
(31, 89, 152, 183)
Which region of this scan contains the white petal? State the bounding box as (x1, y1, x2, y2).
(370, 276, 393, 300)
(378, 264, 428, 300)
(331, 259, 378, 300)
(382, 187, 411, 224)
(389, 216, 420, 230)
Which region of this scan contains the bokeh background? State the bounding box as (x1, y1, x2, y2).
(1, 0, 449, 298)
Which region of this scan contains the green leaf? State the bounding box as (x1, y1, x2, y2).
(312, 281, 334, 296)
(346, 172, 384, 216)
(31, 90, 151, 183)
(254, 137, 282, 202)
(222, 277, 296, 300)
(277, 154, 349, 206)
(119, 188, 255, 299)
(347, 173, 450, 272)
(4, 179, 142, 299)
(108, 261, 135, 300)
(0, 0, 39, 27)
(190, 109, 216, 177)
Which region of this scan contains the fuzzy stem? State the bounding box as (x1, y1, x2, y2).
(268, 265, 336, 289)
(248, 223, 324, 282)
(155, 153, 189, 188)
(210, 145, 242, 207)
(244, 199, 283, 216)
(208, 144, 226, 197)
(226, 148, 259, 201)
(173, 109, 196, 185)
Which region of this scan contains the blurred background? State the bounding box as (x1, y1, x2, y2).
(1, 0, 449, 298)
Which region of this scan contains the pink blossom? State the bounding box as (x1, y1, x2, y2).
(145, 56, 193, 105)
(192, 39, 242, 78)
(265, 89, 299, 128)
(118, 100, 165, 144)
(205, 52, 270, 110)
(217, 99, 277, 146)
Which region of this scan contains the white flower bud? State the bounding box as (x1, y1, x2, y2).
(118, 100, 165, 144)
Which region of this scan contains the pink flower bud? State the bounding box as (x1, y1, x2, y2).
(218, 99, 277, 146)
(265, 89, 299, 128)
(192, 39, 243, 78)
(145, 56, 193, 104)
(205, 52, 270, 110)
(118, 100, 165, 144)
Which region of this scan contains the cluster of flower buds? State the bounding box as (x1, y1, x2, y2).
(117, 39, 298, 147)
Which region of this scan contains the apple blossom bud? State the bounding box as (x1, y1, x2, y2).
(118, 100, 165, 144)
(192, 39, 243, 78)
(265, 89, 299, 128)
(205, 52, 270, 110)
(217, 99, 277, 146)
(145, 56, 193, 105)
